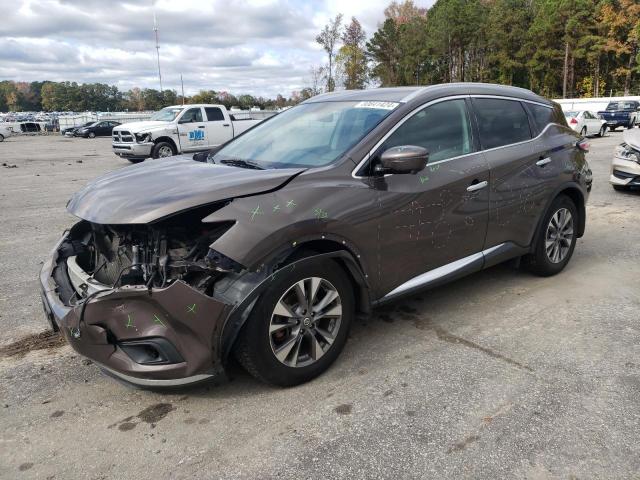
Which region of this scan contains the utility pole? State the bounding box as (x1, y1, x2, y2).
(153, 8, 163, 93)
(180, 74, 185, 105)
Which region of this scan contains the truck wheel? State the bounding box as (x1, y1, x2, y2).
(234, 258, 354, 387)
(523, 195, 578, 277)
(609, 126, 616, 132)
(152, 142, 175, 159)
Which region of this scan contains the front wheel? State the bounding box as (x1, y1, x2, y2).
(88, 132, 96, 138)
(152, 141, 175, 159)
(524, 195, 578, 277)
(234, 258, 354, 386)
(580, 126, 587, 137)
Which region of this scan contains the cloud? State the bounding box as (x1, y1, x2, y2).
(0, 0, 434, 98)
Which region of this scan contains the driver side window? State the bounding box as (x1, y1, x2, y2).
(382, 99, 473, 163)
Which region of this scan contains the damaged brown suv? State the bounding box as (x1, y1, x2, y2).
(40, 84, 592, 388)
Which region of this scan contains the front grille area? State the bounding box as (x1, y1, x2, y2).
(113, 130, 134, 143)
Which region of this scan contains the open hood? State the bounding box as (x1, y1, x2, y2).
(67, 156, 303, 224)
(623, 129, 640, 151)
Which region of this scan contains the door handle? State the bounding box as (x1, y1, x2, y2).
(222, 123, 230, 127)
(198, 126, 205, 129)
(466, 180, 488, 192)
(536, 157, 551, 167)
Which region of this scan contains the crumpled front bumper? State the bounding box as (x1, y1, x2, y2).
(610, 155, 640, 187)
(39, 233, 233, 387)
(112, 141, 153, 160)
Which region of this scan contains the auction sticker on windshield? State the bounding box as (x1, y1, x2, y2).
(354, 101, 398, 110)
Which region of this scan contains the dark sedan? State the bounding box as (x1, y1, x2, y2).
(62, 121, 94, 136)
(74, 121, 121, 138)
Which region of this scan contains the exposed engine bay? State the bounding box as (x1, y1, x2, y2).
(60, 207, 240, 305)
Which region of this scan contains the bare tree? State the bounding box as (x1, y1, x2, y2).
(316, 14, 343, 92)
(309, 65, 326, 95)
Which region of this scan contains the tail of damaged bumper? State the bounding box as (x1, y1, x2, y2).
(39, 233, 231, 387)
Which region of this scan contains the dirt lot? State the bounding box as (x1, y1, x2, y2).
(0, 133, 639, 479)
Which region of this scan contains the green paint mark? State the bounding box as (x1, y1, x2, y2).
(153, 314, 166, 327)
(419, 176, 429, 184)
(273, 204, 281, 212)
(286, 200, 297, 209)
(187, 303, 197, 314)
(429, 164, 440, 172)
(126, 314, 134, 328)
(314, 208, 328, 219)
(250, 205, 263, 221)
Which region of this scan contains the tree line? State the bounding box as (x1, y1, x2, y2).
(317, 0, 640, 98)
(0, 80, 303, 113)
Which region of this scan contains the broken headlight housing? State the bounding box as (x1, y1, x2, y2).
(135, 133, 152, 143)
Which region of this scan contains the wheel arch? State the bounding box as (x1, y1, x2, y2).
(154, 136, 178, 152)
(530, 183, 586, 253)
(216, 247, 371, 365)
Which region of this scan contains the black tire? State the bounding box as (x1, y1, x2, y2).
(0, 134, 4, 142)
(609, 126, 616, 132)
(524, 195, 578, 277)
(152, 141, 176, 159)
(613, 184, 628, 192)
(598, 125, 606, 137)
(234, 258, 354, 387)
(580, 126, 587, 137)
(88, 132, 96, 138)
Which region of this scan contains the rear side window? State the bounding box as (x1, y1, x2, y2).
(381, 99, 474, 162)
(205, 107, 224, 121)
(472, 98, 532, 149)
(527, 103, 556, 134)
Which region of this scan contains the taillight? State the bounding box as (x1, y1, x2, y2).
(569, 118, 578, 125)
(576, 139, 590, 152)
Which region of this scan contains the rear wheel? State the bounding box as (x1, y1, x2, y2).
(0, 134, 4, 142)
(580, 126, 587, 137)
(598, 125, 606, 137)
(609, 126, 617, 132)
(234, 259, 354, 386)
(524, 195, 578, 277)
(152, 141, 175, 159)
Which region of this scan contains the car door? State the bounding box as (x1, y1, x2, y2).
(204, 107, 233, 147)
(366, 98, 490, 297)
(478, 98, 555, 249)
(96, 122, 108, 136)
(177, 107, 207, 152)
(582, 111, 598, 135)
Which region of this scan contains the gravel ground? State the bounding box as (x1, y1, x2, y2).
(0, 132, 639, 479)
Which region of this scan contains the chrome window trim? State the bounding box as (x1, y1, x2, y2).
(383, 243, 504, 298)
(351, 94, 559, 179)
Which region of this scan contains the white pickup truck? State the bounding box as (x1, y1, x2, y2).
(112, 104, 274, 162)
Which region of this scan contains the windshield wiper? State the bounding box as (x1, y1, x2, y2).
(219, 159, 265, 170)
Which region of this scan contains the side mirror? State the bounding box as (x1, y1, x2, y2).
(377, 145, 429, 174)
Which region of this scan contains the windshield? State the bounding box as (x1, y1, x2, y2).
(564, 111, 578, 117)
(212, 100, 398, 168)
(151, 107, 184, 121)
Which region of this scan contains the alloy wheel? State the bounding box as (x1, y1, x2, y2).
(269, 277, 342, 368)
(545, 208, 574, 263)
(158, 146, 173, 157)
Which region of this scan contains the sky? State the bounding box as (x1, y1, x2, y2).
(0, 0, 434, 98)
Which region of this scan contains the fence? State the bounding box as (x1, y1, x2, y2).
(554, 96, 640, 113)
